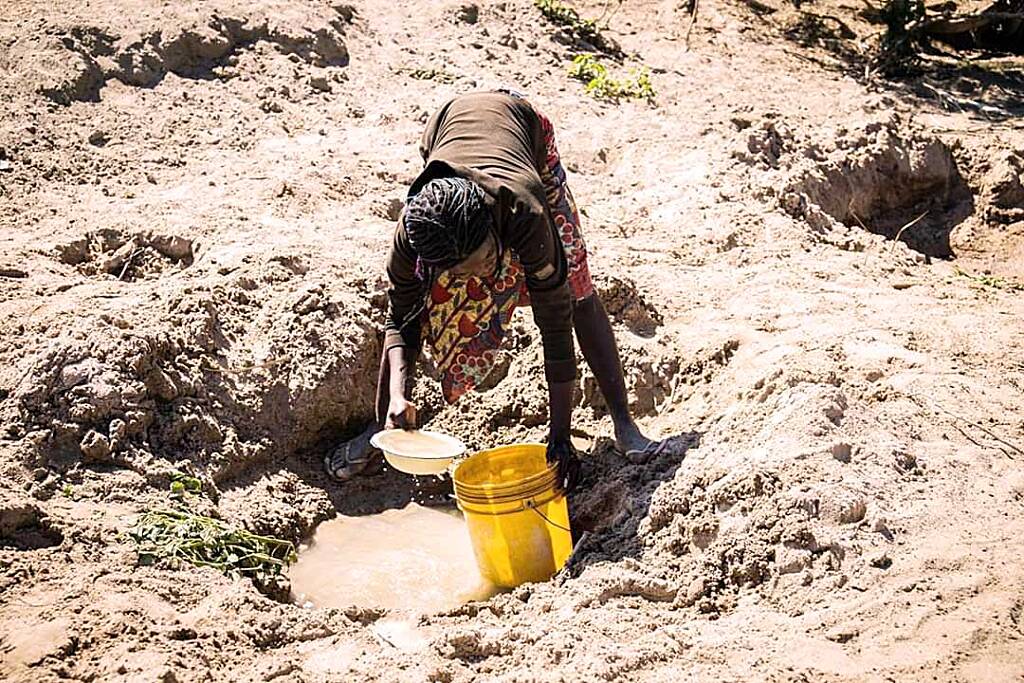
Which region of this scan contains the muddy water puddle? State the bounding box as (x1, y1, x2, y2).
(290, 503, 496, 614)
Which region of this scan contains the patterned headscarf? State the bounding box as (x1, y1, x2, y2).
(404, 177, 493, 273)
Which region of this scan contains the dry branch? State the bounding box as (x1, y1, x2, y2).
(907, 393, 1023, 460)
(685, 0, 700, 50)
(889, 210, 929, 252)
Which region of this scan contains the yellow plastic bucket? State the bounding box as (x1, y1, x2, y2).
(453, 444, 573, 588)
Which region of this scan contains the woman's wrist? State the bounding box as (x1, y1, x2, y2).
(547, 380, 573, 443)
(548, 429, 570, 444)
(548, 419, 570, 441)
(387, 346, 412, 400)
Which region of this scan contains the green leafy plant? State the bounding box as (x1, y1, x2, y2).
(127, 509, 297, 584)
(631, 66, 656, 101)
(534, 0, 600, 40)
(568, 54, 656, 102)
(127, 471, 295, 587)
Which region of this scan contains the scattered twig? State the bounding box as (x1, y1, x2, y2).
(929, 123, 1024, 135)
(919, 82, 964, 113)
(199, 355, 293, 375)
(849, 206, 889, 268)
(919, 81, 1014, 119)
(889, 209, 929, 252)
(951, 422, 1000, 454)
(685, 0, 700, 50)
(906, 392, 1023, 459)
(849, 208, 869, 232)
(596, 0, 624, 27)
(15, 594, 59, 608)
(117, 247, 140, 281)
(922, 11, 1024, 36)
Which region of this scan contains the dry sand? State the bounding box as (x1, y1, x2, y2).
(1, 0, 1023, 680)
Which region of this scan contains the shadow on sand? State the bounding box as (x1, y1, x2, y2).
(563, 430, 702, 576)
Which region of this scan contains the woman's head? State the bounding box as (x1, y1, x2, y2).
(404, 177, 496, 275)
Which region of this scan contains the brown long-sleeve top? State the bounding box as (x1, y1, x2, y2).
(383, 91, 576, 384)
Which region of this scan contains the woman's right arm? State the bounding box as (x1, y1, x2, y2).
(380, 221, 423, 429)
(382, 346, 417, 429)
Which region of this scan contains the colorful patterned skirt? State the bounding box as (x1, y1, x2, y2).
(424, 97, 594, 404)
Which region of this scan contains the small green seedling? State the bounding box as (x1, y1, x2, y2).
(954, 266, 1024, 293)
(169, 471, 203, 502)
(630, 66, 656, 101)
(534, 0, 600, 40)
(568, 54, 656, 102)
(169, 471, 202, 494)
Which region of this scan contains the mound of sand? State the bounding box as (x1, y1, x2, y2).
(1, 0, 1022, 681)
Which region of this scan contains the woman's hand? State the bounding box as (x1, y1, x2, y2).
(545, 379, 577, 491)
(546, 437, 580, 493)
(385, 395, 418, 430)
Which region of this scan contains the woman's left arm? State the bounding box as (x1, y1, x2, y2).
(534, 299, 580, 491)
(547, 379, 572, 442)
(524, 234, 580, 490)
(522, 224, 576, 435)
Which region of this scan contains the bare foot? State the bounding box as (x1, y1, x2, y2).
(613, 419, 660, 463)
(324, 425, 382, 481)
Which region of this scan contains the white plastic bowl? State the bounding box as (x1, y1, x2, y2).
(370, 429, 466, 476)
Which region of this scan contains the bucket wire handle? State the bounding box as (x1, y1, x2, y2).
(525, 499, 572, 533)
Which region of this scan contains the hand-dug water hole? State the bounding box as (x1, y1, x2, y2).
(290, 503, 497, 614)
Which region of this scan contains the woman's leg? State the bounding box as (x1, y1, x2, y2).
(524, 98, 657, 457)
(573, 294, 653, 455)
